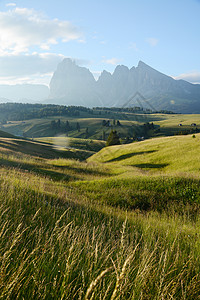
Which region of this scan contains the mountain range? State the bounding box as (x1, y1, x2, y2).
(48, 59, 200, 113)
(1, 59, 200, 113)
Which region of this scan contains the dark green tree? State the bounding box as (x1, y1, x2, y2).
(106, 130, 120, 146)
(51, 120, 56, 129)
(65, 121, 70, 131)
(57, 119, 61, 129)
(85, 127, 89, 138)
(76, 122, 80, 132)
(102, 130, 106, 141)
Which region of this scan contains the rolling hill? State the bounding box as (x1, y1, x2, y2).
(89, 133, 200, 175)
(0, 129, 200, 298)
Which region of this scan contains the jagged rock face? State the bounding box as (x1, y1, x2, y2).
(49, 58, 200, 113)
(49, 58, 102, 107)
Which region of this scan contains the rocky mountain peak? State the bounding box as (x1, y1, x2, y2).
(48, 58, 200, 113)
(98, 70, 112, 81)
(113, 65, 130, 77)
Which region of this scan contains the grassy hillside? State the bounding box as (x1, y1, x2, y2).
(0, 128, 17, 138)
(89, 133, 200, 175)
(1, 112, 200, 145)
(0, 136, 94, 161)
(0, 134, 200, 298)
(36, 136, 106, 152)
(1, 115, 146, 140)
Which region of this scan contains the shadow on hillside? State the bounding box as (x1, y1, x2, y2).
(133, 163, 168, 169)
(106, 150, 157, 163)
(0, 158, 76, 183)
(16, 184, 121, 231)
(0, 138, 91, 160)
(53, 164, 110, 177)
(0, 139, 66, 159)
(0, 155, 109, 181)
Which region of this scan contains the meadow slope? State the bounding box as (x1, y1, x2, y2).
(0, 133, 200, 299)
(89, 133, 200, 175)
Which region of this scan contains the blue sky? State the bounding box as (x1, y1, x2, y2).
(0, 0, 200, 85)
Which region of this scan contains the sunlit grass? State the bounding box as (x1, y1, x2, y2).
(0, 134, 200, 298)
(89, 133, 200, 176)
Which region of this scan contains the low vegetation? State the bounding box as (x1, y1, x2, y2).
(1, 104, 200, 145)
(0, 124, 200, 298)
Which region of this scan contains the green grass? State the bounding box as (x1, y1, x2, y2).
(3, 112, 200, 142)
(89, 133, 200, 175)
(36, 136, 106, 152)
(0, 134, 200, 298)
(0, 136, 94, 161)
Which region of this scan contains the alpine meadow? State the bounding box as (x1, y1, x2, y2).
(1, 0, 200, 299)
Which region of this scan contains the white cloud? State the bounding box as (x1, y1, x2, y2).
(102, 58, 121, 65)
(5, 3, 16, 7)
(0, 7, 82, 54)
(146, 37, 158, 47)
(174, 72, 200, 84)
(0, 73, 52, 85)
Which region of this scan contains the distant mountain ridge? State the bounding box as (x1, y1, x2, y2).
(0, 59, 200, 113)
(49, 59, 200, 113)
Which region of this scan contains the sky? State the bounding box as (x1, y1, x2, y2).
(0, 0, 200, 86)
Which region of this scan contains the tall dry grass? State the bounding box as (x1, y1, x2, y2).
(0, 173, 200, 299)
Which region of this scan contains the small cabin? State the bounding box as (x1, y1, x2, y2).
(179, 124, 182, 126)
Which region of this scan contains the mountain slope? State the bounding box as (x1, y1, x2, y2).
(49, 58, 103, 107)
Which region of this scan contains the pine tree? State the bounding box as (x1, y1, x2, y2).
(102, 130, 106, 141)
(85, 127, 89, 138)
(76, 122, 80, 132)
(106, 130, 120, 146)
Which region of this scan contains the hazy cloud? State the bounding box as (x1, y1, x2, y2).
(129, 42, 139, 51)
(6, 3, 16, 7)
(78, 39, 86, 44)
(146, 37, 158, 47)
(174, 72, 200, 84)
(0, 7, 82, 54)
(0, 73, 52, 85)
(102, 58, 121, 65)
(0, 53, 91, 84)
(0, 53, 64, 77)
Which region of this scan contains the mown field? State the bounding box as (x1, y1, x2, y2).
(0, 130, 200, 299)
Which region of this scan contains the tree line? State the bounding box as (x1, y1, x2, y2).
(0, 103, 93, 123)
